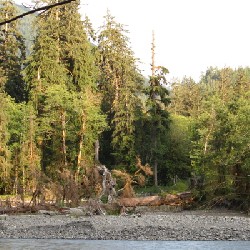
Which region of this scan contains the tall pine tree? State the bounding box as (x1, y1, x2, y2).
(24, 0, 106, 186)
(0, 0, 26, 102)
(98, 11, 142, 169)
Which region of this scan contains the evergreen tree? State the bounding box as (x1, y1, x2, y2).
(0, 0, 26, 102)
(58, 2, 107, 181)
(142, 66, 170, 186)
(24, 0, 69, 178)
(24, 0, 67, 110)
(0, 93, 11, 193)
(98, 11, 142, 168)
(59, 0, 98, 91)
(24, 0, 106, 188)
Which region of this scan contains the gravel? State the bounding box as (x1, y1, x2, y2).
(0, 211, 249, 240)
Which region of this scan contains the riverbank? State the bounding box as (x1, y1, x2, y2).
(0, 210, 249, 240)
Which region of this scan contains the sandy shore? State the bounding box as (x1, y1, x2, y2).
(0, 210, 249, 240)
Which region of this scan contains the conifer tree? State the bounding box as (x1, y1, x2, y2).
(145, 66, 170, 186)
(58, 2, 107, 181)
(98, 11, 142, 168)
(24, 0, 68, 177)
(0, 0, 26, 102)
(0, 93, 11, 193)
(24, 0, 67, 110)
(24, 0, 106, 186)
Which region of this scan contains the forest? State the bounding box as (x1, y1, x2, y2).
(0, 0, 249, 210)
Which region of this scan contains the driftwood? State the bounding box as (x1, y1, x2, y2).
(118, 192, 193, 207)
(96, 165, 116, 203)
(0, 204, 45, 215)
(0, 206, 36, 214)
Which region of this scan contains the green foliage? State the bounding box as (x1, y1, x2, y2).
(23, 0, 107, 180)
(169, 76, 203, 117)
(189, 67, 250, 207)
(160, 114, 193, 182)
(0, 1, 249, 210)
(0, 93, 41, 194)
(135, 180, 189, 196)
(0, 93, 11, 193)
(98, 11, 143, 168)
(136, 66, 170, 185)
(0, 0, 26, 102)
(135, 185, 164, 195)
(169, 180, 189, 194)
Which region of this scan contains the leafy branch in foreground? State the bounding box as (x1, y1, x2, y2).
(0, 0, 76, 26)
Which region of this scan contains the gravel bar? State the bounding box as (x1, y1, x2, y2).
(0, 211, 249, 240)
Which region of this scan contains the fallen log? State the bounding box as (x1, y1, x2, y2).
(119, 196, 162, 207)
(0, 203, 68, 215)
(0, 206, 38, 214)
(118, 192, 192, 207)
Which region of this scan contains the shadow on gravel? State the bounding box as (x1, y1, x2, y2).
(5, 221, 95, 239)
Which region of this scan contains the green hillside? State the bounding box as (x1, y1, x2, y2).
(15, 3, 35, 55)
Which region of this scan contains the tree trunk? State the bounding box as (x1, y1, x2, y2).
(151, 32, 158, 187)
(151, 30, 156, 76)
(154, 160, 158, 186)
(37, 67, 41, 91)
(76, 136, 83, 181)
(61, 110, 67, 168)
(119, 193, 187, 207)
(29, 113, 38, 194)
(56, 1, 60, 64)
(13, 151, 18, 195)
(114, 78, 119, 108)
(95, 140, 100, 163)
(5, 12, 8, 33)
(204, 126, 213, 154)
(29, 114, 34, 170)
(75, 111, 86, 181)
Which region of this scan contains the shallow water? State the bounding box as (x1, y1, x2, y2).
(0, 240, 250, 250)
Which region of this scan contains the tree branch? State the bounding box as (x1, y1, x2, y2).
(0, 0, 76, 26)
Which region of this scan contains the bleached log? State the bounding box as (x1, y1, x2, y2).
(118, 193, 192, 207)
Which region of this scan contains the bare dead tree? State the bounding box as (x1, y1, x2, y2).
(97, 165, 116, 203)
(0, 0, 76, 26)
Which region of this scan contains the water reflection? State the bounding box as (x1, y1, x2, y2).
(0, 240, 249, 250)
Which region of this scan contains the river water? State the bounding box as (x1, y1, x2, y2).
(0, 240, 249, 250)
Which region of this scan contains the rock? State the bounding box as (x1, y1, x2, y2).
(69, 208, 85, 216)
(0, 214, 8, 220)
